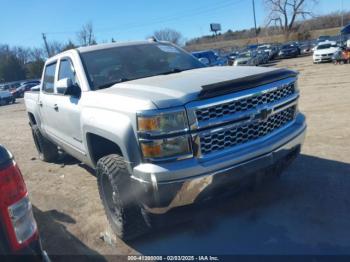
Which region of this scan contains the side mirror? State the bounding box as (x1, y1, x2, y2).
(56, 78, 73, 94)
(198, 57, 210, 66)
(56, 78, 80, 97)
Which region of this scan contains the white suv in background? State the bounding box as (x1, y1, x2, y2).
(313, 41, 339, 63)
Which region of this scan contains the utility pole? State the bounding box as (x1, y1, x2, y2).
(42, 33, 51, 57)
(252, 0, 258, 44)
(341, 0, 344, 28)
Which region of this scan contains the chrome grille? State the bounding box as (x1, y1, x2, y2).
(196, 84, 295, 122)
(199, 106, 296, 155)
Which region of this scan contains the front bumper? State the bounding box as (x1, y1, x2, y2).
(132, 114, 306, 214)
(0, 96, 13, 105)
(313, 55, 333, 62)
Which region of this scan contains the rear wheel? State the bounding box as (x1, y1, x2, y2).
(97, 154, 149, 241)
(31, 125, 59, 162)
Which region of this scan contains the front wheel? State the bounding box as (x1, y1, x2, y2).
(97, 154, 149, 241)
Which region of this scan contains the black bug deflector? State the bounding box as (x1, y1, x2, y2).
(198, 68, 298, 99)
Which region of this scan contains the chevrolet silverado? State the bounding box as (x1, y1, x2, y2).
(24, 40, 306, 240)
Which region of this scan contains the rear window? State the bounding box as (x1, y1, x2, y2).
(42, 63, 57, 93)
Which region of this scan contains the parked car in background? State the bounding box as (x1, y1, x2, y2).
(192, 50, 227, 66)
(313, 41, 340, 63)
(30, 85, 40, 92)
(227, 51, 239, 65)
(0, 145, 49, 260)
(233, 51, 259, 66)
(300, 41, 316, 55)
(19, 80, 41, 93)
(278, 44, 299, 58)
(257, 50, 269, 64)
(257, 44, 278, 60)
(7, 83, 22, 99)
(317, 35, 331, 44)
(0, 86, 15, 105)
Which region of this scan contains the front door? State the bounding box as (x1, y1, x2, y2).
(52, 58, 84, 154)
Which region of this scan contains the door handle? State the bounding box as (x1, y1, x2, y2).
(38, 101, 43, 107)
(53, 104, 59, 111)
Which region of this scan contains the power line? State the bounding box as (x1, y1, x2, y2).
(45, 0, 245, 36)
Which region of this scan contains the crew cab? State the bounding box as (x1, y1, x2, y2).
(24, 40, 306, 240)
(0, 145, 48, 260)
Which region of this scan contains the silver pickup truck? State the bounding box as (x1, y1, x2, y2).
(24, 40, 306, 240)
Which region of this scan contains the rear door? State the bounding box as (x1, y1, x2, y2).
(39, 62, 59, 137)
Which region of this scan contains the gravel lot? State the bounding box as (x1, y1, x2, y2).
(0, 56, 349, 260)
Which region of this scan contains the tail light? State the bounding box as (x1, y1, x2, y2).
(0, 159, 38, 251)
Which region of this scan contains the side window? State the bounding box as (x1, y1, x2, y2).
(42, 63, 57, 93)
(58, 59, 77, 94)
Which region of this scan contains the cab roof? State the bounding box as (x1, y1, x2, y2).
(77, 40, 163, 53)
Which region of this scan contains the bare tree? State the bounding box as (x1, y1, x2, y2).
(77, 22, 97, 46)
(264, 0, 317, 39)
(47, 41, 63, 57)
(153, 28, 183, 45)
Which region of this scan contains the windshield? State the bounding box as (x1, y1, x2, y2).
(80, 43, 204, 90)
(317, 44, 336, 50)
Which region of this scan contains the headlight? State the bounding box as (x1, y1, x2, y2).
(140, 136, 191, 159)
(137, 110, 187, 134)
(137, 109, 192, 161)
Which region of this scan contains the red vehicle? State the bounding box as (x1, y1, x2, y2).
(0, 145, 49, 260)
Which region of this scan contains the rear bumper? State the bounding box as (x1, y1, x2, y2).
(132, 114, 306, 214)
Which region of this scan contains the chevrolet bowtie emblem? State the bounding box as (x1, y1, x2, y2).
(255, 108, 273, 121)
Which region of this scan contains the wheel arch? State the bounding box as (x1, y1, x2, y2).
(86, 132, 123, 166)
(28, 112, 37, 126)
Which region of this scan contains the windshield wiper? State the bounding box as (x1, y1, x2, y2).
(96, 78, 129, 90)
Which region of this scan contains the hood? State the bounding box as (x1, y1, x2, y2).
(96, 66, 284, 109)
(314, 47, 339, 55)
